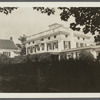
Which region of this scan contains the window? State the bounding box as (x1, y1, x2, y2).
(65, 35, 68, 38)
(41, 38, 44, 41)
(76, 43, 80, 48)
(78, 37, 80, 40)
(76, 52, 80, 58)
(34, 47, 36, 52)
(47, 43, 52, 51)
(53, 41, 58, 49)
(30, 47, 33, 53)
(54, 35, 56, 38)
(28, 42, 30, 45)
(48, 37, 50, 40)
(33, 41, 34, 44)
(3, 52, 11, 57)
(37, 46, 40, 51)
(83, 38, 85, 40)
(42, 46, 44, 50)
(64, 41, 70, 49)
(27, 47, 30, 54)
(80, 43, 84, 47)
(41, 44, 45, 50)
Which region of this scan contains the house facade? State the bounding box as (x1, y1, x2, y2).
(0, 37, 19, 58)
(25, 23, 100, 59)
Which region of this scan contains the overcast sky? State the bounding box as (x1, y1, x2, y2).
(0, 7, 75, 43)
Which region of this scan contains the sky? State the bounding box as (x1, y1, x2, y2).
(0, 7, 75, 43)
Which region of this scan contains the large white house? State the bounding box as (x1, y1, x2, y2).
(0, 37, 19, 58)
(25, 23, 100, 59)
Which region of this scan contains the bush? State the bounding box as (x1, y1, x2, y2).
(0, 54, 10, 64)
(59, 52, 67, 61)
(10, 55, 30, 64)
(28, 53, 57, 62)
(79, 50, 95, 62)
(9, 53, 57, 64)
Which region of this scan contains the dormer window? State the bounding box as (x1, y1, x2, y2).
(28, 42, 30, 45)
(48, 37, 50, 40)
(54, 35, 56, 38)
(41, 38, 44, 41)
(78, 37, 80, 40)
(65, 35, 68, 38)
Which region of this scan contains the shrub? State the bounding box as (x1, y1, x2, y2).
(29, 53, 54, 62)
(10, 55, 30, 64)
(0, 54, 10, 64)
(79, 50, 95, 62)
(59, 52, 67, 61)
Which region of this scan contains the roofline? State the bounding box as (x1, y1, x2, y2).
(48, 23, 63, 27)
(61, 46, 93, 53)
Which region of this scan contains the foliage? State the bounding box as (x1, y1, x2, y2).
(59, 52, 67, 60)
(10, 55, 29, 64)
(0, 54, 10, 64)
(33, 7, 55, 16)
(18, 34, 27, 55)
(79, 50, 95, 62)
(27, 53, 55, 62)
(0, 7, 18, 15)
(33, 7, 100, 43)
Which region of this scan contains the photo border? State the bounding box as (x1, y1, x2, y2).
(0, 1, 100, 99)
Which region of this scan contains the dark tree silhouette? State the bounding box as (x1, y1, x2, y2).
(0, 7, 18, 15)
(33, 7, 100, 43)
(18, 34, 27, 55)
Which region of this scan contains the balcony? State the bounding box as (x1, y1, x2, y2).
(27, 27, 69, 41)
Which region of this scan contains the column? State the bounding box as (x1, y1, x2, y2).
(69, 29, 76, 48)
(73, 52, 76, 59)
(90, 49, 97, 59)
(44, 43, 47, 52)
(58, 40, 64, 52)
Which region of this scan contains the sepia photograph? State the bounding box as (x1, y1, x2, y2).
(0, 3, 100, 93)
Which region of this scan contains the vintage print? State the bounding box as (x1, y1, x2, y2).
(0, 6, 100, 93)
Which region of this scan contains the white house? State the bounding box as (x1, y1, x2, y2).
(25, 23, 100, 59)
(0, 37, 19, 58)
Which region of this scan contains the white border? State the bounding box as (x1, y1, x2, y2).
(0, 2, 100, 7)
(0, 2, 100, 98)
(0, 93, 100, 98)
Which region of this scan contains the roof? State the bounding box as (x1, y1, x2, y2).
(0, 39, 18, 50)
(48, 23, 63, 27)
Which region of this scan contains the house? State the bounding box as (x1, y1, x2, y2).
(0, 37, 19, 58)
(25, 23, 100, 59)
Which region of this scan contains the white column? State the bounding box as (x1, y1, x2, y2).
(73, 52, 76, 59)
(58, 40, 64, 52)
(44, 43, 47, 52)
(69, 29, 76, 48)
(90, 49, 97, 59)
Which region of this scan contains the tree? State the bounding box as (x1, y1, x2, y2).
(18, 34, 27, 55)
(33, 7, 100, 43)
(79, 50, 95, 62)
(0, 7, 17, 15)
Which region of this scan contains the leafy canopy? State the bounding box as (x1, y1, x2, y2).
(0, 7, 17, 15)
(33, 7, 100, 43)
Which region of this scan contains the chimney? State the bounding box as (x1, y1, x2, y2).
(10, 37, 13, 41)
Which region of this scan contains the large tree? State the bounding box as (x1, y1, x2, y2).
(33, 7, 100, 43)
(2, 7, 100, 43)
(18, 34, 27, 55)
